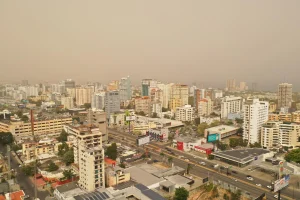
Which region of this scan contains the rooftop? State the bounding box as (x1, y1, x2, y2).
(166, 175, 193, 186)
(213, 148, 270, 164)
(205, 125, 239, 134)
(56, 182, 78, 193)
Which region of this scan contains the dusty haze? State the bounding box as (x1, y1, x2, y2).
(0, 1, 300, 91)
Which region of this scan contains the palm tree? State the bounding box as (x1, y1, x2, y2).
(186, 164, 193, 175)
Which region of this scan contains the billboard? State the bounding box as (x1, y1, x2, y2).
(136, 135, 150, 146)
(177, 141, 184, 151)
(207, 133, 220, 142)
(279, 161, 284, 178)
(126, 116, 136, 121)
(274, 174, 290, 192)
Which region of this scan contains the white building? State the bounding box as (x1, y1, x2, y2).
(75, 87, 93, 106)
(243, 99, 269, 144)
(198, 98, 213, 116)
(91, 92, 105, 110)
(61, 97, 74, 109)
(119, 76, 132, 102)
(175, 105, 194, 122)
(152, 102, 162, 117)
(221, 96, 243, 119)
(157, 83, 173, 109)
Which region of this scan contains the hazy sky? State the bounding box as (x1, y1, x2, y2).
(1, 1, 300, 91)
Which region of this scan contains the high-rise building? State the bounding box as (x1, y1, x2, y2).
(87, 109, 108, 142)
(91, 92, 105, 110)
(141, 79, 152, 96)
(107, 80, 119, 91)
(21, 80, 29, 86)
(119, 76, 132, 102)
(261, 121, 300, 149)
(243, 99, 269, 144)
(175, 105, 194, 122)
(239, 82, 247, 91)
(65, 124, 105, 191)
(198, 98, 213, 116)
(75, 87, 93, 106)
(61, 96, 74, 109)
(278, 83, 292, 109)
(169, 84, 189, 111)
(157, 83, 173, 109)
(63, 79, 76, 89)
(226, 79, 236, 91)
(221, 96, 243, 119)
(135, 96, 151, 115)
(51, 84, 65, 94)
(105, 91, 120, 119)
(66, 88, 76, 99)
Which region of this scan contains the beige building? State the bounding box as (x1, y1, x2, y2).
(198, 98, 213, 116)
(268, 111, 300, 123)
(75, 87, 93, 106)
(66, 88, 76, 99)
(135, 96, 151, 115)
(0, 117, 72, 139)
(269, 102, 277, 113)
(61, 97, 74, 109)
(175, 105, 194, 122)
(169, 84, 188, 111)
(278, 83, 292, 109)
(109, 112, 126, 127)
(87, 109, 108, 142)
(105, 166, 130, 187)
(261, 121, 300, 149)
(64, 124, 105, 191)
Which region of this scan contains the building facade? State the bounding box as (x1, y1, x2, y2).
(221, 96, 243, 119)
(243, 99, 269, 144)
(278, 83, 292, 109)
(61, 97, 74, 109)
(105, 90, 120, 119)
(75, 87, 93, 106)
(119, 76, 132, 102)
(169, 84, 188, 111)
(198, 98, 213, 116)
(135, 96, 151, 115)
(175, 105, 194, 122)
(91, 92, 105, 110)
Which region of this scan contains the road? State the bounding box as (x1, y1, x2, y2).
(108, 129, 299, 200)
(0, 145, 49, 200)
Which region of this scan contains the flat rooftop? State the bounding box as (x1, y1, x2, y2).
(206, 125, 239, 134)
(166, 175, 193, 186)
(213, 148, 270, 164)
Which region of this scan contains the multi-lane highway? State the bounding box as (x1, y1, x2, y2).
(108, 129, 299, 200)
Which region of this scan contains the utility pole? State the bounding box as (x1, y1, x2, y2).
(7, 145, 11, 200)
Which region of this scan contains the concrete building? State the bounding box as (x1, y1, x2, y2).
(152, 102, 162, 117)
(278, 83, 292, 109)
(105, 91, 120, 119)
(119, 76, 132, 102)
(66, 88, 76, 99)
(221, 96, 243, 119)
(268, 111, 300, 123)
(226, 79, 236, 91)
(205, 125, 239, 141)
(269, 102, 277, 113)
(175, 105, 194, 122)
(0, 117, 72, 139)
(105, 166, 130, 187)
(87, 109, 108, 142)
(239, 82, 247, 91)
(135, 96, 151, 115)
(141, 79, 152, 96)
(63, 79, 75, 89)
(75, 87, 93, 106)
(64, 124, 105, 191)
(169, 84, 188, 111)
(54, 182, 85, 200)
(261, 122, 281, 149)
(109, 112, 126, 127)
(198, 98, 213, 116)
(243, 99, 269, 144)
(91, 92, 105, 110)
(61, 97, 74, 109)
(107, 80, 119, 91)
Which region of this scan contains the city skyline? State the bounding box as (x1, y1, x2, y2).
(1, 1, 300, 90)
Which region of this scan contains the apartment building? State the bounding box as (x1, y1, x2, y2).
(221, 96, 243, 119)
(169, 84, 188, 111)
(226, 79, 236, 91)
(278, 83, 292, 109)
(0, 117, 72, 139)
(64, 124, 105, 191)
(87, 109, 108, 142)
(175, 105, 194, 122)
(105, 90, 120, 119)
(243, 99, 269, 144)
(268, 111, 300, 123)
(91, 92, 105, 110)
(61, 97, 74, 109)
(261, 122, 300, 149)
(135, 96, 151, 115)
(119, 76, 132, 102)
(198, 98, 213, 116)
(75, 87, 93, 106)
(105, 166, 130, 187)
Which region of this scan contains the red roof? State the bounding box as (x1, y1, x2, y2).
(0, 195, 5, 200)
(105, 158, 116, 165)
(9, 190, 25, 200)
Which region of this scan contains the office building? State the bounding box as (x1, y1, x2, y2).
(65, 124, 105, 191)
(135, 96, 151, 115)
(261, 122, 300, 149)
(92, 92, 105, 110)
(226, 79, 236, 91)
(61, 96, 74, 109)
(221, 96, 243, 119)
(175, 105, 194, 122)
(141, 79, 152, 96)
(51, 84, 66, 94)
(75, 87, 93, 106)
(198, 98, 213, 116)
(119, 76, 132, 102)
(169, 84, 189, 111)
(268, 111, 300, 123)
(105, 91, 120, 118)
(243, 99, 269, 144)
(278, 83, 292, 109)
(157, 83, 173, 109)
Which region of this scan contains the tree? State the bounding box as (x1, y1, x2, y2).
(62, 169, 74, 180)
(16, 110, 23, 118)
(138, 111, 145, 116)
(207, 154, 214, 160)
(160, 152, 165, 157)
(119, 163, 126, 168)
(197, 123, 209, 136)
(188, 96, 194, 107)
(152, 112, 158, 118)
(223, 193, 229, 200)
(105, 143, 118, 160)
(164, 114, 170, 119)
(231, 190, 242, 200)
(235, 118, 243, 124)
(0, 132, 13, 145)
(83, 103, 91, 109)
(250, 142, 262, 148)
(57, 129, 68, 142)
(12, 144, 22, 152)
(47, 161, 59, 172)
(168, 157, 173, 165)
(285, 148, 300, 163)
(194, 118, 200, 126)
(186, 163, 193, 175)
(35, 100, 42, 107)
(229, 138, 239, 148)
(21, 165, 34, 176)
(58, 142, 69, 156)
(21, 115, 29, 122)
(236, 127, 243, 135)
(63, 149, 74, 166)
(162, 107, 169, 112)
(174, 187, 189, 200)
(225, 120, 233, 125)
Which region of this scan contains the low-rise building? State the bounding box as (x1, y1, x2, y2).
(54, 182, 85, 200)
(204, 125, 239, 141)
(173, 136, 206, 152)
(268, 111, 300, 123)
(105, 166, 130, 187)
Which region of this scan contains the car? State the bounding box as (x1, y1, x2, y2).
(232, 178, 237, 181)
(23, 195, 30, 199)
(267, 185, 272, 189)
(199, 162, 206, 166)
(246, 176, 254, 181)
(256, 184, 262, 187)
(231, 170, 237, 174)
(274, 195, 278, 198)
(248, 168, 252, 171)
